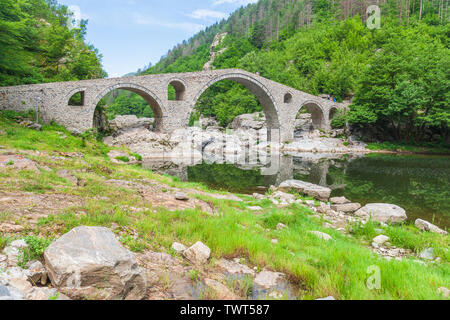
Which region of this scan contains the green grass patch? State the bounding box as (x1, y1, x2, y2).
(18, 235, 53, 268)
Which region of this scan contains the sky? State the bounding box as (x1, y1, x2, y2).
(58, 0, 258, 78)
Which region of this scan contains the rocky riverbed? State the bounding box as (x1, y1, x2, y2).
(103, 113, 370, 162)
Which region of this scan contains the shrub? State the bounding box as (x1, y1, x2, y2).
(18, 236, 53, 268)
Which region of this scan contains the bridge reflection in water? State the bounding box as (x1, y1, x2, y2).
(142, 153, 362, 194)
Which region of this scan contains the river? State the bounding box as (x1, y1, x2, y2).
(143, 153, 450, 229)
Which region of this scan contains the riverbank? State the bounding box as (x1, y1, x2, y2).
(0, 111, 449, 300)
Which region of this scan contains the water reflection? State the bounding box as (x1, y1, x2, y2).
(143, 153, 450, 229)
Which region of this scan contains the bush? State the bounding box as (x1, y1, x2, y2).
(18, 236, 53, 268)
(331, 111, 348, 129)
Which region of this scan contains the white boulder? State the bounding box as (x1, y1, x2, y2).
(44, 226, 146, 300)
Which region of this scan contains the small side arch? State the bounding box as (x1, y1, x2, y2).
(284, 92, 293, 104)
(66, 87, 87, 106)
(295, 100, 327, 131)
(329, 106, 339, 121)
(168, 78, 187, 101)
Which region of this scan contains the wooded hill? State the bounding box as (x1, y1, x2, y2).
(0, 0, 106, 86)
(141, 0, 449, 144)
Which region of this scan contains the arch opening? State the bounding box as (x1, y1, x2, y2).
(191, 74, 280, 140)
(329, 107, 338, 121)
(168, 80, 186, 101)
(284, 93, 292, 104)
(68, 91, 85, 106)
(294, 102, 325, 138)
(93, 85, 164, 134)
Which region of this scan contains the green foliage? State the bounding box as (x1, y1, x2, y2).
(135, 1, 448, 143)
(0, 110, 110, 156)
(189, 269, 200, 282)
(0, 234, 11, 252)
(105, 92, 154, 120)
(349, 23, 449, 142)
(130, 152, 143, 161)
(195, 80, 262, 127)
(331, 110, 348, 129)
(18, 236, 53, 268)
(0, 0, 106, 86)
(115, 156, 130, 163)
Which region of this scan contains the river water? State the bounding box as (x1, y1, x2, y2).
(143, 153, 450, 229)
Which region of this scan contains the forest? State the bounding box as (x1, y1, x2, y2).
(141, 0, 449, 144)
(0, 0, 106, 86)
(0, 0, 448, 144)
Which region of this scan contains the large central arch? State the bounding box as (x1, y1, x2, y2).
(91, 83, 165, 132)
(191, 73, 281, 133)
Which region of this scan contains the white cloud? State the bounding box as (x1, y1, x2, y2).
(133, 14, 204, 33)
(187, 9, 227, 20)
(68, 5, 89, 29)
(212, 0, 259, 6)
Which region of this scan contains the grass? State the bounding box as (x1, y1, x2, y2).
(366, 141, 450, 155)
(0, 110, 449, 300)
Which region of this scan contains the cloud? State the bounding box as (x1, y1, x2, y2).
(187, 9, 227, 20)
(133, 14, 204, 33)
(67, 5, 89, 28)
(212, 0, 259, 6)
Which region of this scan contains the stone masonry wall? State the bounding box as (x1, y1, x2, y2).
(0, 69, 347, 142)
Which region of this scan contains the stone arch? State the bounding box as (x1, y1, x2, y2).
(284, 92, 293, 104)
(192, 72, 281, 132)
(168, 78, 186, 101)
(329, 106, 338, 121)
(66, 88, 87, 106)
(295, 100, 327, 131)
(92, 83, 165, 132)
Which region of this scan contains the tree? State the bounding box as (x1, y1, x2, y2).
(250, 21, 266, 49)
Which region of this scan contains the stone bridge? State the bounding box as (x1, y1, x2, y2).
(0, 69, 346, 143)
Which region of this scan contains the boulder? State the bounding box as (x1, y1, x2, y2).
(310, 231, 333, 241)
(276, 223, 287, 230)
(109, 115, 154, 132)
(254, 269, 285, 290)
(278, 180, 331, 201)
(316, 296, 336, 300)
(216, 259, 255, 277)
(355, 204, 407, 224)
(248, 206, 263, 211)
(437, 287, 449, 298)
(3, 239, 28, 266)
(331, 203, 361, 213)
(270, 191, 296, 204)
(26, 260, 46, 284)
(0, 285, 25, 300)
(175, 192, 189, 201)
(183, 241, 211, 265)
(44, 226, 146, 300)
(229, 113, 266, 131)
(26, 287, 70, 300)
(330, 197, 350, 205)
(372, 235, 389, 247)
(419, 248, 435, 261)
(171, 242, 187, 254)
(204, 278, 238, 300)
(415, 219, 448, 235)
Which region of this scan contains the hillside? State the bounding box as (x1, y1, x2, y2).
(135, 0, 448, 145)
